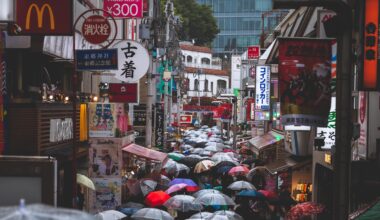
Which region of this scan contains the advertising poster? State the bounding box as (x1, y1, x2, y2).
(89, 144, 121, 178)
(89, 178, 122, 213)
(357, 92, 368, 159)
(278, 38, 332, 127)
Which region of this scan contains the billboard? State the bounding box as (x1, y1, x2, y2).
(16, 0, 73, 35)
(278, 38, 332, 127)
(255, 65, 271, 110)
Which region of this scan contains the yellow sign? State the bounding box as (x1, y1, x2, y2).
(25, 3, 55, 30)
(324, 153, 331, 165)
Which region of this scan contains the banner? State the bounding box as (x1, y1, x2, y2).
(278, 38, 332, 127)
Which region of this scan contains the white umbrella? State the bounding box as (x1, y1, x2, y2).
(164, 195, 202, 212)
(194, 192, 236, 206)
(208, 211, 243, 220)
(77, 173, 95, 190)
(131, 208, 173, 220)
(204, 145, 223, 153)
(227, 181, 256, 191)
(211, 153, 238, 165)
(140, 179, 158, 196)
(194, 160, 215, 173)
(193, 189, 222, 198)
(187, 154, 203, 159)
(163, 159, 190, 175)
(188, 212, 213, 219)
(94, 210, 126, 220)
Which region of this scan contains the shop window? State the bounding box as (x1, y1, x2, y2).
(194, 79, 199, 91)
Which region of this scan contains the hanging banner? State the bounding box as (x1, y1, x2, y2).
(278, 38, 332, 127)
(255, 65, 271, 110)
(357, 92, 368, 159)
(109, 40, 150, 83)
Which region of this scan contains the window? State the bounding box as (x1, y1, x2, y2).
(201, 58, 210, 65)
(194, 79, 199, 91)
(187, 56, 193, 63)
(211, 82, 214, 94)
(182, 55, 185, 62)
(204, 79, 209, 91)
(217, 80, 227, 93)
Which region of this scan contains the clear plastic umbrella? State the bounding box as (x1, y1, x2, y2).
(204, 145, 223, 153)
(227, 181, 256, 191)
(0, 201, 95, 220)
(94, 210, 126, 220)
(194, 192, 236, 206)
(141, 179, 158, 196)
(131, 208, 173, 220)
(163, 159, 190, 176)
(77, 173, 95, 190)
(188, 212, 213, 219)
(193, 189, 222, 198)
(211, 153, 238, 165)
(208, 210, 243, 220)
(164, 195, 202, 212)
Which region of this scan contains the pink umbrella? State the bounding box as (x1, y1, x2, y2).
(165, 183, 188, 195)
(228, 165, 250, 176)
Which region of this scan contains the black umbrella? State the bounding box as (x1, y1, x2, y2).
(194, 142, 208, 148)
(211, 161, 238, 176)
(178, 157, 202, 168)
(213, 161, 238, 170)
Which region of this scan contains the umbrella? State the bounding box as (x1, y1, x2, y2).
(165, 183, 190, 194)
(94, 210, 126, 219)
(164, 195, 202, 212)
(236, 190, 265, 199)
(211, 153, 238, 164)
(193, 189, 222, 198)
(258, 190, 278, 200)
(228, 181, 256, 191)
(204, 145, 223, 153)
(228, 166, 250, 176)
(213, 161, 238, 171)
(77, 173, 96, 190)
(145, 191, 171, 207)
(141, 179, 158, 196)
(0, 201, 94, 220)
(187, 154, 203, 159)
(117, 207, 142, 216)
(194, 160, 216, 173)
(286, 202, 325, 220)
(208, 210, 243, 220)
(131, 208, 173, 220)
(164, 159, 190, 176)
(178, 157, 202, 168)
(169, 178, 197, 187)
(168, 152, 185, 161)
(192, 148, 212, 156)
(160, 175, 171, 186)
(246, 166, 268, 181)
(194, 192, 236, 206)
(188, 212, 213, 219)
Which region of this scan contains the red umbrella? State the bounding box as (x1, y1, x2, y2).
(228, 165, 250, 176)
(286, 202, 325, 220)
(145, 191, 171, 207)
(258, 190, 278, 200)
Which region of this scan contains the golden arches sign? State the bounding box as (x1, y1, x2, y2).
(25, 3, 55, 30)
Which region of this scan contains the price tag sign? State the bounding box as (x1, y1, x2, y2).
(104, 0, 143, 18)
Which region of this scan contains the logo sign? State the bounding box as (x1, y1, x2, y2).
(248, 46, 260, 60)
(180, 115, 192, 124)
(76, 49, 118, 71)
(109, 40, 150, 82)
(16, 0, 73, 35)
(255, 65, 271, 110)
(82, 15, 111, 45)
(104, 0, 143, 18)
(108, 83, 138, 103)
(317, 97, 336, 149)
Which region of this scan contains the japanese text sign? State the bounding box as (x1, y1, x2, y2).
(76, 49, 118, 71)
(255, 65, 271, 110)
(316, 97, 336, 149)
(104, 0, 143, 18)
(109, 40, 149, 82)
(82, 15, 111, 45)
(248, 46, 260, 60)
(16, 0, 73, 35)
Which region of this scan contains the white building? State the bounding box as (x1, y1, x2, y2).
(180, 43, 229, 98)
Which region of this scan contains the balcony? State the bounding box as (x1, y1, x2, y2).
(187, 90, 213, 97)
(184, 62, 222, 70)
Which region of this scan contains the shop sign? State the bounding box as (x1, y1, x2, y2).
(357, 92, 368, 158)
(180, 115, 192, 124)
(76, 49, 118, 71)
(108, 83, 138, 103)
(248, 45, 260, 60)
(16, 0, 73, 35)
(104, 0, 143, 18)
(255, 65, 270, 110)
(316, 97, 336, 149)
(278, 38, 332, 127)
(82, 15, 111, 45)
(49, 118, 73, 142)
(109, 40, 149, 83)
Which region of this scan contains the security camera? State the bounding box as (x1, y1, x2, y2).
(12, 23, 22, 34)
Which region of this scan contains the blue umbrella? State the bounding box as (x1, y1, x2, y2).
(117, 207, 142, 216)
(237, 190, 265, 199)
(169, 178, 197, 187)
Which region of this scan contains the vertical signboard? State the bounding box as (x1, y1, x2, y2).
(246, 98, 255, 122)
(16, 0, 73, 35)
(155, 104, 164, 149)
(316, 97, 336, 149)
(278, 38, 332, 127)
(255, 65, 271, 110)
(357, 92, 368, 158)
(231, 55, 242, 92)
(248, 46, 260, 60)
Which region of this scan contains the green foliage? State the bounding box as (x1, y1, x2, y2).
(161, 0, 219, 46)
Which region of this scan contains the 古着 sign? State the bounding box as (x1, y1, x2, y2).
(255, 65, 271, 110)
(109, 40, 149, 82)
(76, 49, 118, 70)
(50, 118, 73, 143)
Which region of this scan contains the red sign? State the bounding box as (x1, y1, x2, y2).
(278, 38, 332, 127)
(109, 83, 138, 103)
(82, 15, 111, 45)
(180, 115, 192, 124)
(248, 46, 260, 60)
(183, 105, 217, 112)
(104, 0, 143, 18)
(16, 0, 73, 35)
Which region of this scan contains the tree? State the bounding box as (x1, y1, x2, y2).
(162, 0, 219, 46)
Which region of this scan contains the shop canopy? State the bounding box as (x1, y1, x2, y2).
(122, 144, 168, 165)
(248, 131, 284, 154)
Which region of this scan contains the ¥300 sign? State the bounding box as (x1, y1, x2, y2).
(104, 0, 143, 18)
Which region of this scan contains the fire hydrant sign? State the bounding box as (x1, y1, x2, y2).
(104, 0, 143, 18)
(82, 15, 111, 45)
(109, 40, 149, 82)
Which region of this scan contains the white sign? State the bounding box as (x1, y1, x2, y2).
(317, 97, 336, 149)
(255, 65, 271, 110)
(110, 40, 150, 82)
(50, 118, 73, 143)
(231, 55, 242, 91)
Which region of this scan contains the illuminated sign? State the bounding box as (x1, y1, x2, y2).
(255, 65, 271, 110)
(324, 153, 331, 164)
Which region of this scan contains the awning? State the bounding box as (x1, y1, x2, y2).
(248, 131, 284, 154)
(350, 198, 380, 220)
(122, 144, 168, 165)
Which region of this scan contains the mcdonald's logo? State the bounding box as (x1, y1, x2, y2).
(25, 4, 55, 30)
